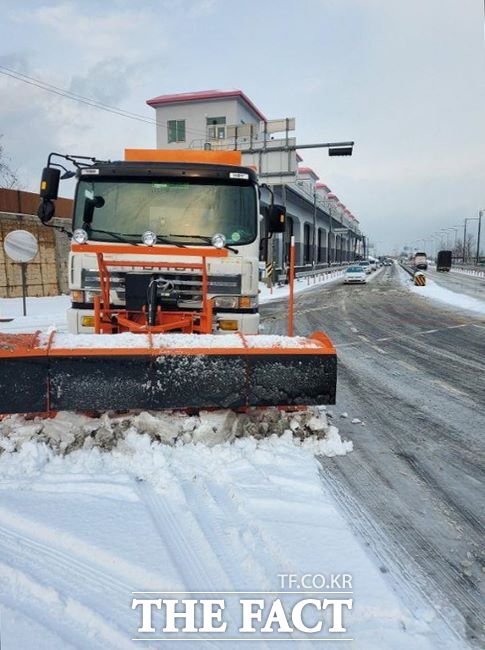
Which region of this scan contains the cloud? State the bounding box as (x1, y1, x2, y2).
(69, 57, 141, 105)
(1, 0, 484, 251)
(15, 2, 161, 63)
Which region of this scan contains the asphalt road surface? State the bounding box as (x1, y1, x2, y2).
(261, 264, 485, 648)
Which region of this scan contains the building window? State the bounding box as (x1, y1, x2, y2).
(207, 116, 226, 140)
(168, 120, 186, 143)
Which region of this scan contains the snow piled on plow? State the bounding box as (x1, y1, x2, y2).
(0, 407, 351, 459)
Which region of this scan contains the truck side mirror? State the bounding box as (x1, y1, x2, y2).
(39, 167, 60, 200)
(37, 199, 55, 223)
(268, 204, 286, 233)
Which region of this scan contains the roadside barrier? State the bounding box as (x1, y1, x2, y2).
(414, 272, 426, 286)
(277, 263, 351, 286)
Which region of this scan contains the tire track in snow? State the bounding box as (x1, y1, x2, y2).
(136, 481, 237, 650)
(178, 480, 298, 649)
(0, 504, 164, 649)
(0, 557, 135, 650)
(137, 480, 309, 649)
(0, 503, 162, 590)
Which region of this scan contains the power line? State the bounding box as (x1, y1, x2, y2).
(0, 65, 210, 140)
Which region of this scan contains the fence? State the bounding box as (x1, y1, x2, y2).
(0, 189, 72, 298)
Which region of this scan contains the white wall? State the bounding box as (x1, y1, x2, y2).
(153, 98, 262, 149)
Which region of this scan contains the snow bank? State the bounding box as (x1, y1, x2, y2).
(0, 408, 352, 459)
(259, 269, 344, 303)
(399, 268, 485, 315)
(451, 267, 485, 280)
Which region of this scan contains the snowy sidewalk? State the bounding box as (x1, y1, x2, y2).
(0, 295, 70, 333)
(259, 269, 344, 303)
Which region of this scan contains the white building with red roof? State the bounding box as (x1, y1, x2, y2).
(146, 89, 266, 149)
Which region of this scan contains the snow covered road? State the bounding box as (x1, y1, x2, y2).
(261, 263, 485, 648)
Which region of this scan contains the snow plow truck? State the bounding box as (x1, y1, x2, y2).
(0, 149, 337, 415)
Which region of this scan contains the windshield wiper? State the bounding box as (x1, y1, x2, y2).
(84, 227, 186, 247)
(169, 233, 239, 254)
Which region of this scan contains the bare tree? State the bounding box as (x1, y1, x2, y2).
(453, 234, 476, 263)
(0, 136, 20, 189)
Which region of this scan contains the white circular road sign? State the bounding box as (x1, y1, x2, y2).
(3, 229, 39, 263)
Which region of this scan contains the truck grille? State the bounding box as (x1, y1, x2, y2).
(82, 269, 241, 304)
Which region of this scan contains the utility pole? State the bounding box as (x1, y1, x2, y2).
(463, 220, 467, 263)
(477, 210, 483, 265)
(464, 217, 479, 264)
(312, 190, 317, 267)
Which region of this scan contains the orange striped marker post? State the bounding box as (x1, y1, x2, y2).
(288, 235, 295, 336)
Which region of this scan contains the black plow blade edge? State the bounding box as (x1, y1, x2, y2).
(0, 352, 337, 414)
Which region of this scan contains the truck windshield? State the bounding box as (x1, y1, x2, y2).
(74, 179, 257, 245)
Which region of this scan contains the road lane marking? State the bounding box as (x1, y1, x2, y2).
(472, 324, 485, 330)
(397, 360, 418, 372)
(421, 329, 439, 334)
(432, 380, 467, 397)
(371, 345, 388, 354)
(358, 334, 370, 342)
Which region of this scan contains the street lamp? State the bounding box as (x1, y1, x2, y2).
(463, 217, 479, 264)
(441, 226, 461, 253)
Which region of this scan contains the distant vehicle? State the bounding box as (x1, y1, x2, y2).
(344, 266, 367, 284)
(383, 258, 392, 266)
(413, 252, 428, 270)
(368, 258, 378, 271)
(436, 250, 452, 272)
(359, 260, 372, 274)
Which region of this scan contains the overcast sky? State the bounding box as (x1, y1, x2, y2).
(1, 0, 484, 253)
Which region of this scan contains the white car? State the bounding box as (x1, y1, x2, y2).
(344, 265, 367, 284)
(357, 260, 372, 274)
(368, 259, 378, 272)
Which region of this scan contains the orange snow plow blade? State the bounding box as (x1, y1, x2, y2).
(0, 331, 336, 414)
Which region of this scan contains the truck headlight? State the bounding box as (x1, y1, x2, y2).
(73, 228, 88, 244)
(213, 296, 239, 309)
(213, 296, 258, 309)
(211, 233, 226, 249)
(142, 231, 157, 246)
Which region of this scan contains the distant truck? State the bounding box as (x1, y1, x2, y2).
(413, 251, 428, 270)
(436, 250, 452, 272)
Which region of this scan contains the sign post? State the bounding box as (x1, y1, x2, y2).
(3, 230, 39, 317)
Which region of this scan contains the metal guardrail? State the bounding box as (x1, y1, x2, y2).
(399, 262, 415, 277)
(276, 263, 349, 285)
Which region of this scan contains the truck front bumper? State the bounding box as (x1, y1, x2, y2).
(67, 308, 260, 335)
